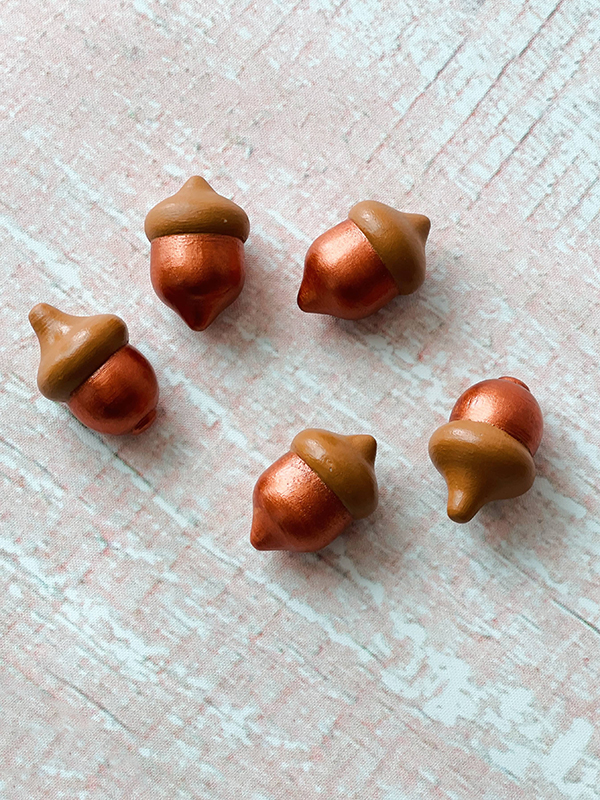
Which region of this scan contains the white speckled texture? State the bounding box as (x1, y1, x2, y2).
(1, 1, 600, 797)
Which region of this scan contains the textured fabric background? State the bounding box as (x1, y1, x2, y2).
(1, 0, 599, 797)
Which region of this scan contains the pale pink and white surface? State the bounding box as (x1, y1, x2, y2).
(1, 0, 599, 797)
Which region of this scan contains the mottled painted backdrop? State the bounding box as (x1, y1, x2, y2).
(1, 0, 599, 797)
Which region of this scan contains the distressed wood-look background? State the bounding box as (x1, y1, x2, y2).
(1, 0, 599, 797)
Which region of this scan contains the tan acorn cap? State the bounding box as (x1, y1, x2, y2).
(29, 303, 129, 402)
(291, 429, 378, 519)
(429, 420, 536, 523)
(144, 176, 250, 242)
(349, 200, 430, 294)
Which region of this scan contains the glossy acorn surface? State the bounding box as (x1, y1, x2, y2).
(450, 376, 543, 455)
(251, 429, 378, 552)
(298, 201, 430, 320)
(429, 377, 543, 523)
(29, 303, 159, 436)
(150, 232, 244, 331)
(297, 220, 398, 320)
(251, 453, 354, 552)
(145, 177, 249, 331)
(68, 345, 159, 435)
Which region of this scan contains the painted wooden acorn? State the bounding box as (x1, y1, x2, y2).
(297, 200, 430, 320)
(29, 303, 159, 435)
(145, 176, 250, 331)
(251, 429, 378, 552)
(429, 377, 543, 523)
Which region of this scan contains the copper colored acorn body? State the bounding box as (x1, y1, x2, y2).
(252, 453, 354, 552)
(145, 177, 250, 331)
(251, 429, 378, 552)
(150, 233, 244, 332)
(68, 345, 159, 435)
(429, 377, 543, 523)
(29, 304, 159, 436)
(298, 200, 430, 320)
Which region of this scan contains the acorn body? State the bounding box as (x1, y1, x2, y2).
(29, 304, 159, 435)
(429, 377, 543, 523)
(68, 345, 158, 435)
(298, 201, 430, 320)
(251, 429, 378, 552)
(145, 177, 250, 331)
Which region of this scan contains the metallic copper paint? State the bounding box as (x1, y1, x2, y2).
(297, 220, 399, 320)
(150, 233, 245, 331)
(450, 376, 543, 456)
(68, 345, 159, 435)
(251, 452, 354, 552)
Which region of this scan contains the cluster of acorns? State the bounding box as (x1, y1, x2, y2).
(29, 177, 544, 552)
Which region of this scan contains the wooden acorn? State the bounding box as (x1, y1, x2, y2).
(145, 176, 250, 331)
(29, 303, 159, 435)
(251, 429, 378, 552)
(429, 377, 543, 523)
(297, 200, 430, 320)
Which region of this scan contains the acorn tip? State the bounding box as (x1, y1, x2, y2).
(408, 213, 431, 242)
(349, 434, 377, 464)
(447, 486, 480, 524)
(28, 303, 60, 336)
(182, 175, 214, 193)
(250, 506, 282, 551)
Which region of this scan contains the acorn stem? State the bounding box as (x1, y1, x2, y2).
(498, 376, 530, 392)
(131, 409, 157, 435)
(447, 486, 480, 524)
(28, 303, 62, 340)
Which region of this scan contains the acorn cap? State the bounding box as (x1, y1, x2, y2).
(291, 429, 378, 519)
(29, 303, 129, 402)
(429, 420, 536, 523)
(144, 176, 250, 243)
(348, 200, 430, 295)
